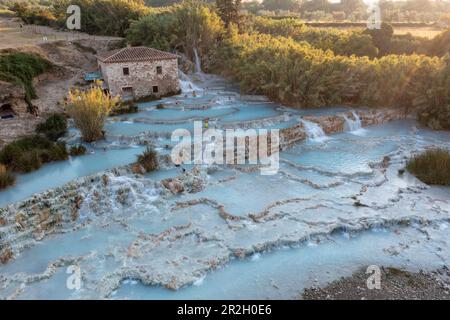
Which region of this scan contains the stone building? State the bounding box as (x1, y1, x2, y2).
(97, 47, 180, 100)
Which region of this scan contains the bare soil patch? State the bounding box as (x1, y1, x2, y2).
(302, 266, 450, 300)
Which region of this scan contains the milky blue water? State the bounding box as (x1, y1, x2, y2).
(0, 75, 354, 207)
(1, 74, 449, 300)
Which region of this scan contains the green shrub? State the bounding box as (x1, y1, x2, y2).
(69, 145, 87, 156)
(407, 149, 450, 186)
(156, 103, 165, 109)
(47, 142, 69, 161)
(16, 150, 42, 173)
(137, 147, 159, 172)
(0, 164, 15, 190)
(0, 136, 68, 173)
(36, 113, 68, 141)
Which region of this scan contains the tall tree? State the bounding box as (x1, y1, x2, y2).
(216, 0, 241, 27)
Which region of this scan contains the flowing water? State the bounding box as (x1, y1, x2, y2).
(193, 48, 202, 74)
(0, 73, 449, 300)
(343, 111, 366, 136)
(300, 119, 328, 142)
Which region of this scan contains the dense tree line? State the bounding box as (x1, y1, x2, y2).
(247, 16, 378, 57)
(245, 17, 450, 58)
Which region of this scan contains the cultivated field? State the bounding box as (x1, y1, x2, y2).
(392, 26, 443, 38)
(313, 24, 444, 39)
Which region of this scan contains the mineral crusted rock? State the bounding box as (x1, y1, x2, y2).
(0, 248, 13, 264)
(162, 167, 207, 194)
(162, 178, 185, 194)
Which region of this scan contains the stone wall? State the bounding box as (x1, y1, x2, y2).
(99, 58, 180, 100)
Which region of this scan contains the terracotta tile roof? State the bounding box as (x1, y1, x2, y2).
(97, 46, 178, 63)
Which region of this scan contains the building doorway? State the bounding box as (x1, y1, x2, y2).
(122, 87, 134, 101)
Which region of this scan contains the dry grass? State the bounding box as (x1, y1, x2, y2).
(137, 147, 159, 173)
(66, 83, 120, 142)
(0, 164, 15, 189)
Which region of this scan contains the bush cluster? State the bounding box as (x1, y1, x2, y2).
(0, 135, 68, 173)
(407, 149, 450, 186)
(36, 113, 68, 141)
(137, 147, 159, 172)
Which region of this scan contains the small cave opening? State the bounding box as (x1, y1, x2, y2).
(0, 103, 15, 119)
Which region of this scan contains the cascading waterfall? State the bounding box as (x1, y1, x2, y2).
(300, 119, 328, 142)
(343, 111, 366, 135)
(78, 172, 160, 221)
(179, 70, 202, 93)
(193, 48, 202, 74)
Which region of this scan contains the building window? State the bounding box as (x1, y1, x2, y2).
(153, 86, 159, 93)
(156, 66, 162, 74)
(123, 67, 130, 76)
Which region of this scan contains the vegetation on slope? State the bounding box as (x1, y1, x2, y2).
(0, 52, 53, 105)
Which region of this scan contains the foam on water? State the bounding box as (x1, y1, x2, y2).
(179, 70, 202, 93)
(343, 111, 367, 136)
